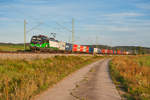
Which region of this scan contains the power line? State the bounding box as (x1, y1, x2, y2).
(56, 22, 72, 32)
(26, 22, 44, 33)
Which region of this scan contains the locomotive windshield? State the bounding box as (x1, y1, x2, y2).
(31, 36, 38, 43)
(31, 35, 49, 44)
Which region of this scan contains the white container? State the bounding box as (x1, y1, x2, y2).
(83, 46, 87, 52)
(98, 49, 101, 53)
(105, 49, 108, 54)
(94, 48, 98, 53)
(49, 40, 59, 48)
(59, 41, 66, 50)
(126, 52, 129, 55)
(94, 48, 101, 54)
(77, 45, 80, 51)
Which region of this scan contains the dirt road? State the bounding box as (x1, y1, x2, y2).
(33, 59, 121, 100)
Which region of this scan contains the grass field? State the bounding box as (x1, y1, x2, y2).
(110, 55, 150, 100)
(0, 56, 103, 100)
(0, 44, 29, 51)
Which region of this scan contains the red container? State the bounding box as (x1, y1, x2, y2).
(105, 49, 108, 54)
(117, 50, 121, 54)
(73, 44, 78, 48)
(114, 50, 116, 54)
(110, 50, 113, 54)
(86, 46, 89, 53)
(73, 48, 77, 52)
(101, 49, 105, 54)
(107, 50, 110, 54)
(123, 51, 125, 55)
(80, 46, 84, 52)
(72, 44, 78, 52)
(108, 50, 113, 54)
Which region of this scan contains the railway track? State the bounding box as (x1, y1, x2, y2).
(0, 50, 94, 54)
(0, 51, 96, 60)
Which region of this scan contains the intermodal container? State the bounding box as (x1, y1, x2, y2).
(77, 45, 81, 52)
(117, 50, 121, 54)
(72, 44, 78, 52)
(101, 49, 105, 54)
(108, 50, 110, 54)
(94, 48, 101, 54)
(49, 40, 59, 48)
(59, 41, 66, 50)
(86, 46, 89, 53)
(110, 50, 113, 54)
(94, 48, 98, 53)
(80, 45, 84, 52)
(126, 52, 129, 55)
(123, 51, 125, 55)
(83, 46, 87, 52)
(73, 44, 78, 47)
(98, 48, 101, 54)
(99, 49, 101, 54)
(113, 50, 116, 54)
(105, 49, 108, 54)
(65, 43, 72, 51)
(89, 48, 94, 53)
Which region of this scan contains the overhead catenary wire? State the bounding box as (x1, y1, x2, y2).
(3, 4, 81, 45)
(26, 22, 44, 34)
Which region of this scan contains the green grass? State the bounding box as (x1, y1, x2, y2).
(135, 55, 150, 67)
(110, 55, 150, 100)
(0, 44, 29, 51)
(0, 56, 103, 100)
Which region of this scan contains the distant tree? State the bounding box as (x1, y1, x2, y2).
(138, 46, 145, 55)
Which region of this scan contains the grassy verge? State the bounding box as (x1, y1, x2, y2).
(0, 56, 103, 100)
(0, 44, 30, 51)
(109, 55, 150, 100)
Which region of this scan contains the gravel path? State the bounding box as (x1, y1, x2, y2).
(33, 59, 121, 100)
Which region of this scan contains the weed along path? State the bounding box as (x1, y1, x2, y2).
(33, 59, 121, 100)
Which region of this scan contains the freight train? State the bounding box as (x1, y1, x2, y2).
(30, 35, 130, 55)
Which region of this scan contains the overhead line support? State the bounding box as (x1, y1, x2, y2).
(72, 18, 74, 44)
(24, 19, 26, 51)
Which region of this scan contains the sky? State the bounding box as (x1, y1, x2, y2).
(0, 0, 150, 47)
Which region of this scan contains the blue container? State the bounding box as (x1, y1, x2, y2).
(89, 48, 94, 53)
(65, 43, 72, 51)
(98, 49, 101, 54)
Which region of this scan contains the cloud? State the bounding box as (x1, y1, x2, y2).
(103, 12, 144, 18)
(0, 0, 150, 47)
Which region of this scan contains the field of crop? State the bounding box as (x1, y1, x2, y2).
(110, 55, 150, 100)
(0, 44, 29, 51)
(0, 56, 103, 100)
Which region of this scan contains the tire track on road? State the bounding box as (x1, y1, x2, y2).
(71, 59, 121, 100)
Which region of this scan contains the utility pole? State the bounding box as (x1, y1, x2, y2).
(72, 18, 74, 44)
(68, 36, 71, 43)
(96, 36, 98, 48)
(24, 19, 26, 51)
